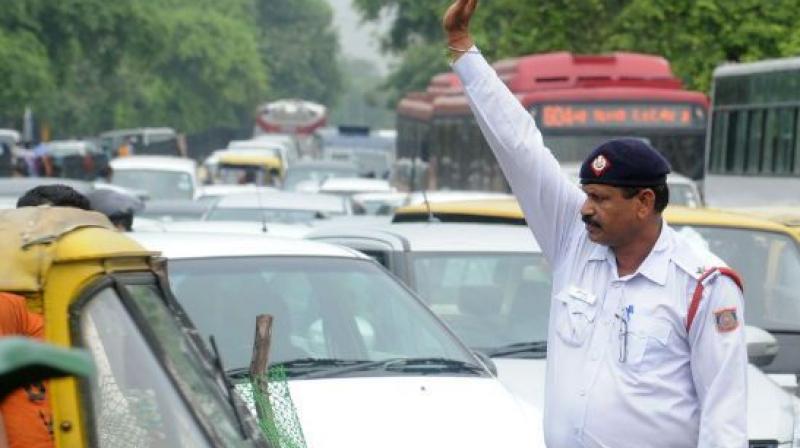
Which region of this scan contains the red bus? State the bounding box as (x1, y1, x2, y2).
(397, 52, 709, 191)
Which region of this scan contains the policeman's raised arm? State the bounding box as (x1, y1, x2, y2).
(443, 0, 585, 265)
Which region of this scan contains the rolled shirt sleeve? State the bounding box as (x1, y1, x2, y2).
(452, 48, 586, 266)
(688, 275, 748, 448)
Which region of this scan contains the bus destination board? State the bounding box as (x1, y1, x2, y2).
(537, 103, 700, 129)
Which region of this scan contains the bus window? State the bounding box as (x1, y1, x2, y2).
(710, 112, 727, 173)
(777, 108, 797, 175)
(762, 109, 779, 173)
(795, 110, 800, 174)
(731, 110, 749, 173)
(746, 110, 764, 174)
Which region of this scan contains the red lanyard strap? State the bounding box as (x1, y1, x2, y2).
(686, 267, 744, 332)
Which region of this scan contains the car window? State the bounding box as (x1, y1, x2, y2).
(113, 169, 194, 200)
(669, 184, 700, 207)
(676, 226, 800, 332)
(167, 257, 476, 377)
(412, 253, 552, 350)
(79, 287, 211, 448)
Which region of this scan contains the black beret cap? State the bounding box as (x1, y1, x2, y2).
(579, 138, 671, 187)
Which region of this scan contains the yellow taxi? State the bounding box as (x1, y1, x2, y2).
(216, 152, 284, 185)
(0, 206, 266, 447)
(393, 199, 800, 379)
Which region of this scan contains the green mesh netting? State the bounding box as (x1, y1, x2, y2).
(238, 366, 307, 448)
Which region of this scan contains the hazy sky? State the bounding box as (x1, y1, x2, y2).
(326, 0, 394, 75)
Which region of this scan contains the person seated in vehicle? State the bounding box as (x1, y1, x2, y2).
(0, 187, 92, 448)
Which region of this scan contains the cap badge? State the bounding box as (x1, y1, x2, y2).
(591, 154, 610, 176)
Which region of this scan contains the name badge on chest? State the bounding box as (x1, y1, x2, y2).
(567, 286, 597, 305)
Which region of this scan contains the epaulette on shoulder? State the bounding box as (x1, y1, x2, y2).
(672, 236, 710, 281)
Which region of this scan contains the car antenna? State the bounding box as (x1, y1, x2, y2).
(254, 183, 268, 233)
(412, 141, 437, 223)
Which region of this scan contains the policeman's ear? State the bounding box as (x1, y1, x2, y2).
(636, 188, 656, 217)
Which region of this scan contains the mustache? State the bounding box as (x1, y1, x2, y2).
(582, 214, 601, 229)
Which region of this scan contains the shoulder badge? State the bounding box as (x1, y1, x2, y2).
(714, 307, 739, 333)
(590, 154, 610, 176)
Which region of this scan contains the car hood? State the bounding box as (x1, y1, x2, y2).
(284, 376, 544, 448)
(493, 359, 793, 443)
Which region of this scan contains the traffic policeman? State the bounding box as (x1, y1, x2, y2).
(443, 1, 748, 447)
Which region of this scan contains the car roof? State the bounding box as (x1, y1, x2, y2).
(198, 184, 279, 197)
(393, 198, 791, 235)
(309, 222, 542, 253)
(110, 155, 196, 172)
(287, 160, 358, 170)
(214, 191, 346, 212)
(319, 177, 392, 192)
(130, 231, 366, 259)
(141, 199, 210, 213)
(0, 178, 94, 196)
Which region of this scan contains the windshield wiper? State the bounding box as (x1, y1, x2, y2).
(227, 358, 373, 380)
(485, 341, 548, 358)
(301, 357, 486, 379)
(208, 336, 249, 439)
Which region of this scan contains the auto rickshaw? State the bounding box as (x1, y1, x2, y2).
(0, 206, 268, 447)
(216, 152, 284, 186)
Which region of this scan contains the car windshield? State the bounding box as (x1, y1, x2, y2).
(167, 257, 477, 378)
(283, 166, 358, 191)
(113, 169, 194, 200)
(411, 252, 552, 353)
(80, 285, 255, 447)
(675, 226, 800, 332)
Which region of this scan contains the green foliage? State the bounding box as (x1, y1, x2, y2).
(257, 0, 342, 106)
(0, 0, 342, 138)
(355, 0, 800, 101)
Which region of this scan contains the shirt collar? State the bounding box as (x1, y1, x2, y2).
(587, 219, 673, 285)
(635, 220, 672, 285)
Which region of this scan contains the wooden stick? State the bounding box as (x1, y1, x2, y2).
(249, 314, 274, 415)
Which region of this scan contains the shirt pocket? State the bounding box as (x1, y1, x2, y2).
(624, 315, 672, 371)
(555, 289, 599, 347)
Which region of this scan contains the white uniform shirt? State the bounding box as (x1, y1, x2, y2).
(453, 49, 747, 448)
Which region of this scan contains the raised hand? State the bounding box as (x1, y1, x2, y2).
(443, 0, 477, 51)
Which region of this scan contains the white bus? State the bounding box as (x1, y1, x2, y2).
(705, 57, 800, 207)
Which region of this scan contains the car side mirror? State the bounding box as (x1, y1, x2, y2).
(473, 350, 498, 376)
(0, 337, 95, 398)
(745, 326, 778, 368)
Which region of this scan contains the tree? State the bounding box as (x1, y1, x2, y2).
(0, 0, 347, 138)
(355, 0, 800, 100)
(255, 0, 342, 106)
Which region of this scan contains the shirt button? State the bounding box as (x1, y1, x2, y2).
(613, 282, 622, 288)
(579, 389, 586, 396)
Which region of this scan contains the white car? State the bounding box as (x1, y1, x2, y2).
(318, 177, 393, 197)
(204, 191, 353, 223)
(197, 184, 279, 204)
(110, 155, 199, 200)
(140, 219, 313, 239)
(309, 222, 800, 446)
(130, 232, 544, 448)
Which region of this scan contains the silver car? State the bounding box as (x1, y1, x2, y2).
(309, 222, 800, 447)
